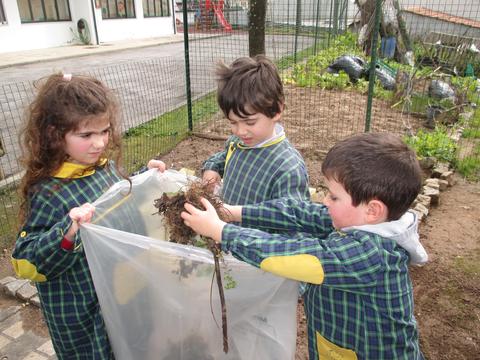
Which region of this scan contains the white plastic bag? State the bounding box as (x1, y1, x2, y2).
(81, 170, 299, 360)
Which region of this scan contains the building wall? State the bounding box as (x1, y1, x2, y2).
(0, 0, 75, 53)
(404, 14, 480, 41)
(94, 0, 175, 43)
(0, 0, 175, 54)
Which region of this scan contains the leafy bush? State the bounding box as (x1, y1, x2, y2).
(404, 127, 457, 164)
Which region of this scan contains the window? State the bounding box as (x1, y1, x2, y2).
(101, 0, 136, 19)
(143, 0, 170, 17)
(0, 1, 6, 24)
(17, 0, 71, 23)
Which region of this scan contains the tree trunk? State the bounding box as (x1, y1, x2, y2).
(392, 0, 413, 52)
(249, 0, 267, 56)
(355, 0, 377, 54)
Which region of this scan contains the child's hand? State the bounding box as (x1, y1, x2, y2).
(202, 170, 221, 192)
(147, 159, 166, 172)
(181, 198, 225, 243)
(65, 203, 96, 240)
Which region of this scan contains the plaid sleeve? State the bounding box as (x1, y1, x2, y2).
(224, 211, 382, 288)
(12, 192, 83, 281)
(270, 162, 310, 201)
(202, 137, 235, 177)
(242, 198, 333, 236)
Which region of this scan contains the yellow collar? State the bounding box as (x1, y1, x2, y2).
(237, 134, 286, 149)
(53, 158, 108, 179)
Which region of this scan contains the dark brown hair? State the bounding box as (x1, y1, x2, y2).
(321, 132, 422, 220)
(19, 73, 127, 222)
(216, 55, 284, 119)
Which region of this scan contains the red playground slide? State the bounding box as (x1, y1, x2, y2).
(213, 4, 232, 31)
(205, 0, 232, 31)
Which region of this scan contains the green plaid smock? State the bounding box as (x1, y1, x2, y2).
(202, 135, 310, 205)
(221, 198, 424, 360)
(12, 161, 121, 360)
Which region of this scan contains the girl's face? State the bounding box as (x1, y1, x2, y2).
(64, 114, 111, 166)
(322, 178, 368, 229)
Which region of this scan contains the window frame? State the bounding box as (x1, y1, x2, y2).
(0, 1, 6, 24)
(17, 0, 72, 23)
(101, 0, 136, 20)
(143, 0, 170, 18)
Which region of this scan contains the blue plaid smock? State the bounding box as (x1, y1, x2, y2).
(202, 135, 310, 205)
(221, 198, 424, 360)
(12, 160, 122, 360)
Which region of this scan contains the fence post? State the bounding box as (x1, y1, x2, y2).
(182, 0, 193, 132)
(313, 0, 321, 54)
(364, 0, 382, 132)
(294, 0, 302, 64)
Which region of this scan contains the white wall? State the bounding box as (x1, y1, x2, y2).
(0, 0, 75, 53)
(95, 0, 175, 43)
(0, 0, 175, 54)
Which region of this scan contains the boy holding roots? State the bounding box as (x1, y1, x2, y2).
(183, 132, 427, 359)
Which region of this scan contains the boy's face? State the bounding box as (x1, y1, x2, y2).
(228, 109, 281, 147)
(323, 178, 368, 229)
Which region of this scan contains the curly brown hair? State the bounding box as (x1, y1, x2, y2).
(18, 73, 127, 222)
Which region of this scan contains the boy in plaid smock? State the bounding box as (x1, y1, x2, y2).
(183, 132, 427, 359)
(202, 55, 310, 205)
(11, 73, 165, 360)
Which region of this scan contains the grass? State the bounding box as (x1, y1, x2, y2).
(0, 186, 21, 249)
(455, 108, 480, 181)
(456, 144, 480, 181)
(122, 92, 219, 174)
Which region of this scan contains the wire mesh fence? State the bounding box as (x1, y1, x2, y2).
(0, 0, 479, 247)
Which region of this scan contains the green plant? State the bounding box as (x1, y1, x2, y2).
(456, 144, 480, 181)
(404, 127, 457, 164)
(460, 108, 480, 139)
(122, 92, 219, 173)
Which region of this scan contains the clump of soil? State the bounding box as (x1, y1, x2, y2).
(153, 180, 227, 245)
(153, 180, 230, 353)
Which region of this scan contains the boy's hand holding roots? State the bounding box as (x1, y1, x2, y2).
(182, 198, 226, 243)
(154, 180, 229, 245)
(153, 179, 232, 353)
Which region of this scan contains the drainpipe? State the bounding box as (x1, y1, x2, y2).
(90, 0, 100, 45)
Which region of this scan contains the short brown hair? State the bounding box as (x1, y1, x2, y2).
(216, 55, 284, 119)
(321, 132, 422, 220)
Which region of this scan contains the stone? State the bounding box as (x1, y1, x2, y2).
(3, 279, 29, 297)
(0, 276, 17, 287)
(0, 306, 21, 322)
(415, 194, 431, 208)
(414, 203, 429, 218)
(440, 171, 455, 186)
(424, 178, 440, 189)
(423, 186, 440, 206)
(30, 295, 41, 307)
(438, 179, 449, 191)
(16, 283, 37, 301)
(431, 162, 450, 178)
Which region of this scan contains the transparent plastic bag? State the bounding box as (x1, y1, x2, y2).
(81, 169, 299, 360)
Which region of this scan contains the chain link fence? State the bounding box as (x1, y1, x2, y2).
(0, 0, 479, 246)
